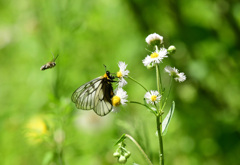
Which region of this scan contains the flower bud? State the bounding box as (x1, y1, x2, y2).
(123, 151, 131, 158)
(113, 151, 120, 157)
(118, 155, 127, 163)
(167, 45, 176, 55)
(146, 33, 163, 45)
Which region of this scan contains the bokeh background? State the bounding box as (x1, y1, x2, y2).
(0, 0, 240, 164)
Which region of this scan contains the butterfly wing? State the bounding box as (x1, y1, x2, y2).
(71, 77, 113, 116)
(71, 77, 102, 110)
(93, 79, 113, 116)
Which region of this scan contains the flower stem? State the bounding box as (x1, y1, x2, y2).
(128, 101, 147, 107)
(58, 149, 65, 165)
(156, 64, 163, 96)
(128, 101, 156, 115)
(125, 134, 153, 165)
(155, 64, 164, 165)
(156, 65, 162, 111)
(128, 76, 148, 92)
(156, 115, 164, 165)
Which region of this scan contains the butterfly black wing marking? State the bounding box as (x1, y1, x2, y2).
(71, 77, 113, 116)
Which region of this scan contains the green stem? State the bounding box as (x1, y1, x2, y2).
(128, 101, 156, 115)
(128, 76, 148, 92)
(128, 101, 147, 108)
(156, 65, 162, 110)
(156, 115, 164, 165)
(58, 149, 65, 165)
(155, 64, 164, 165)
(125, 134, 153, 165)
(158, 65, 163, 94)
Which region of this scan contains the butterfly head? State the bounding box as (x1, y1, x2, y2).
(103, 71, 115, 80)
(103, 65, 115, 80)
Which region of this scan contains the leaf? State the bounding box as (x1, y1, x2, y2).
(115, 134, 126, 145)
(162, 101, 175, 136)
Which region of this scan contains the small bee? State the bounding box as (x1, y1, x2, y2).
(71, 67, 116, 116)
(40, 54, 59, 71)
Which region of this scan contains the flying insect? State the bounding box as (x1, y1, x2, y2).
(40, 54, 59, 71)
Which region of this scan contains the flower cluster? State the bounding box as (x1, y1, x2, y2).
(143, 33, 166, 67)
(143, 33, 186, 82)
(111, 62, 129, 110)
(112, 33, 186, 114)
(112, 33, 186, 164)
(113, 142, 131, 163)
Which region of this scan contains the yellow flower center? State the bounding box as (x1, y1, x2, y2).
(151, 95, 157, 102)
(150, 52, 159, 58)
(117, 71, 122, 78)
(112, 96, 121, 107)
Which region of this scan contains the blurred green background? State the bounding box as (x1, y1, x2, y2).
(0, 0, 240, 164)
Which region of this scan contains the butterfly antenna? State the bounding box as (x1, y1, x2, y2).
(103, 64, 107, 72)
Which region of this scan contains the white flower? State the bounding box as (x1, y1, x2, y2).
(112, 88, 128, 111)
(116, 61, 129, 88)
(146, 33, 163, 45)
(144, 90, 161, 105)
(142, 48, 168, 66)
(176, 72, 186, 82)
(164, 66, 186, 82)
(164, 66, 178, 76)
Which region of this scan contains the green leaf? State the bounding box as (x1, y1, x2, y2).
(115, 134, 126, 145)
(162, 101, 175, 136)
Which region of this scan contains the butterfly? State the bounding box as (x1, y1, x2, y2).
(40, 54, 59, 71)
(71, 69, 116, 116)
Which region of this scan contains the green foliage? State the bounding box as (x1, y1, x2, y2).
(0, 0, 240, 164)
(162, 101, 175, 136)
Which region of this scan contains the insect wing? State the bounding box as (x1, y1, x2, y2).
(93, 80, 113, 116)
(51, 54, 59, 62)
(72, 77, 102, 110)
(40, 54, 58, 71)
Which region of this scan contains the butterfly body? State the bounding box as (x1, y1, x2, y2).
(71, 71, 116, 116)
